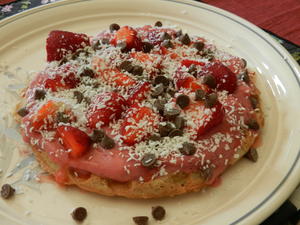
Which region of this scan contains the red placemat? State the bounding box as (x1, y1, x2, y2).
(203, 0, 300, 46)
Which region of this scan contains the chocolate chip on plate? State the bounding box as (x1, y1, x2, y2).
(246, 118, 260, 130)
(141, 153, 156, 167)
(142, 42, 154, 53)
(117, 41, 127, 52)
(71, 207, 87, 222)
(238, 70, 250, 83)
(152, 206, 166, 221)
(245, 147, 258, 162)
(161, 40, 173, 48)
(34, 89, 46, 100)
(175, 29, 182, 38)
(109, 23, 120, 32)
(193, 41, 205, 51)
(174, 116, 186, 130)
(241, 58, 247, 68)
(204, 93, 218, 108)
(195, 89, 206, 101)
(17, 107, 29, 117)
(160, 32, 172, 41)
(59, 57, 68, 66)
(100, 135, 115, 149)
(101, 38, 110, 45)
(202, 74, 216, 88)
(73, 91, 84, 104)
(119, 60, 133, 73)
(91, 129, 105, 143)
(249, 95, 259, 109)
(159, 122, 174, 137)
(179, 142, 196, 156)
(164, 108, 180, 120)
(92, 40, 102, 50)
(154, 75, 169, 87)
(56, 112, 70, 123)
(133, 216, 149, 225)
(153, 99, 167, 113)
(179, 33, 191, 45)
(200, 166, 213, 181)
(155, 21, 163, 27)
(176, 94, 190, 109)
(168, 129, 183, 138)
(188, 64, 197, 76)
(84, 97, 91, 105)
(79, 68, 95, 78)
(1, 184, 15, 199)
(149, 134, 161, 141)
(151, 84, 164, 97)
(132, 65, 144, 76)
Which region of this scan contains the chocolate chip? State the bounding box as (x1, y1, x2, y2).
(179, 142, 196, 156)
(249, 95, 259, 109)
(200, 166, 212, 181)
(141, 153, 156, 167)
(34, 89, 46, 100)
(72, 49, 85, 60)
(132, 66, 144, 76)
(164, 108, 180, 120)
(204, 93, 218, 108)
(149, 134, 161, 141)
(17, 107, 29, 117)
(56, 112, 70, 123)
(193, 41, 205, 51)
(161, 40, 173, 48)
(188, 64, 197, 76)
(155, 21, 163, 27)
(159, 122, 174, 137)
(117, 41, 127, 52)
(154, 75, 169, 87)
(241, 58, 247, 68)
(142, 42, 154, 53)
(73, 91, 84, 104)
(79, 68, 95, 78)
(101, 38, 110, 45)
(238, 71, 250, 83)
(168, 129, 183, 138)
(246, 118, 260, 130)
(119, 61, 133, 73)
(84, 97, 91, 105)
(160, 32, 172, 41)
(167, 89, 176, 97)
(153, 99, 166, 113)
(109, 23, 120, 32)
(176, 94, 190, 109)
(91, 129, 105, 143)
(174, 116, 185, 130)
(71, 207, 87, 222)
(151, 84, 164, 97)
(133, 216, 149, 225)
(1, 184, 15, 199)
(195, 89, 206, 101)
(93, 83, 100, 88)
(152, 206, 166, 221)
(245, 148, 258, 162)
(92, 40, 101, 50)
(179, 33, 191, 45)
(100, 135, 115, 149)
(59, 57, 68, 66)
(175, 30, 182, 38)
(202, 74, 216, 88)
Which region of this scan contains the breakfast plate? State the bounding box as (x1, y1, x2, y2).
(0, 0, 299, 224)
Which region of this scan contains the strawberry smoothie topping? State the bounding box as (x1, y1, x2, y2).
(19, 23, 261, 184)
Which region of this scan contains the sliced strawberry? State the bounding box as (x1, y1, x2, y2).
(57, 125, 91, 158)
(46, 30, 90, 62)
(216, 57, 246, 75)
(87, 92, 126, 128)
(120, 105, 160, 145)
(111, 26, 142, 51)
(131, 52, 157, 64)
(126, 81, 151, 106)
(174, 70, 210, 92)
(181, 59, 205, 68)
(200, 62, 237, 93)
(140, 27, 176, 45)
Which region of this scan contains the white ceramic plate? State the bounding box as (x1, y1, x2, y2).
(0, 0, 300, 224)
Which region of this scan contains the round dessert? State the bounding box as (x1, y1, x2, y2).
(16, 22, 263, 199)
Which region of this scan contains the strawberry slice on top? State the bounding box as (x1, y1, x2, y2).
(126, 81, 151, 106)
(46, 30, 90, 62)
(111, 26, 142, 51)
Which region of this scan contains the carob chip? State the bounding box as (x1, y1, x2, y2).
(34, 89, 46, 100)
(193, 41, 205, 51)
(176, 94, 190, 109)
(101, 38, 110, 45)
(56, 112, 70, 123)
(119, 60, 133, 73)
(164, 108, 180, 120)
(92, 40, 101, 50)
(155, 21, 163, 27)
(117, 41, 127, 52)
(133, 216, 149, 225)
(239, 70, 250, 83)
(246, 118, 260, 130)
(59, 57, 68, 66)
(167, 89, 176, 97)
(202, 74, 216, 88)
(161, 40, 173, 48)
(188, 64, 197, 76)
(132, 66, 144, 76)
(141, 153, 156, 167)
(151, 84, 164, 97)
(153, 99, 166, 113)
(159, 122, 174, 137)
(249, 95, 259, 109)
(175, 29, 182, 38)
(168, 129, 183, 138)
(195, 89, 206, 101)
(100, 135, 115, 149)
(179, 142, 196, 156)
(73, 91, 84, 104)
(179, 33, 191, 45)
(204, 93, 218, 108)
(241, 58, 247, 68)
(160, 32, 172, 41)
(91, 129, 105, 143)
(84, 97, 91, 105)
(17, 107, 29, 117)
(142, 42, 154, 53)
(1, 184, 15, 199)
(200, 166, 213, 181)
(245, 147, 258, 162)
(109, 23, 120, 32)
(149, 134, 161, 141)
(154, 75, 169, 87)
(71, 207, 87, 222)
(152, 206, 166, 221)
(174, 116, 185, 130)
(79, 68, 95, 78)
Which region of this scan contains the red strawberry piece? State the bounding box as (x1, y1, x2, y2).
(126, 81, 151, 106)
(174, 70, 210, 92)
(46, 30, 90, 62)
(111, 26, 142, 51)
(87, 92, 126, 128)
(109, 71, 137, 87)
(140, 27, 176, 46)
(181, 59, 205, 68)
(216, 57, 246, 75)
(57, 125, 91, 158)
(200, 62, 237, 93)
(121, 105, 160, 145)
